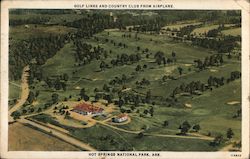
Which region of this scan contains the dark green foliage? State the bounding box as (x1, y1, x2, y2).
(11, 111, 21, 120)
(192, 124, 201, 132)
(226, 128, 234, 140)
(210, 134, 223, 146)
(51, 93, 59, 104)
(179, 121, 191, 134)
(27, 91, 35, 104)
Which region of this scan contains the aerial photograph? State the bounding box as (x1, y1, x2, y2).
(8, 9, 241, 151)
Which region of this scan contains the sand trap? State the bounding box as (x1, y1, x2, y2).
(75, 86, 81, 90)
(185, 103, 192, 108)
(227, 101, 240, 105)
(165, 66, 177, 74)
(210, 69, 218, 72)
(122, 88, 131, 92)
(184, 64, 192, 67)
(32, 101, 39, 106)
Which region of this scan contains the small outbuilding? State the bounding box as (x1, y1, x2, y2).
(112, 114, 128, 123)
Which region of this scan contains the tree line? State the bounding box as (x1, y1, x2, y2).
(171, 71, 241, 98)
(190, 35, 240, 53)
(9, 34, 69, 81)
(194, 54, 224, 71)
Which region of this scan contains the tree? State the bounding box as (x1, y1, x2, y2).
(22, 109, 27, 114)
(179, 121, 191, 135)
(61, 82, 66, 91)
(118, 98, 124, 108)
(103, 84, 110, 92)
(100, 61, 106, 71)
(163, 120, 169, 127)
(193, 124, 200, 132)
(143, 109, 148, 115)
(27, 91, 35, 104)
(11, 111, 21, 120)
(135, 65, 141, 71)
(64, 111, 71, 119)
(83, 94, 90, 101)
(137, 46, 140, 51)
(177, 67, 183, 76)
(35, 90, 40, 98)
(163, 57, 166, 66)
(51, 93, 59, 104)
(63, 73, 69, 81)
(149, 107, 154, 116)
(172, 51, 176, 58)
(226, 128, 234, 140)
(137, 132, 144, 138)
(80, 88, 86, 99)
(37, 107, 42, 113)
(145, 90, 151, 103)
(211, 134, 223, 146)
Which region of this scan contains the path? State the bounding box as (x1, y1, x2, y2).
(17, 117, 96, 151)
(9, 65, 30, 122)
(219, 140, 241, 151)
(220, 143, 234, 151)
(144, 133, 214, 141)
(97, 119, 214, 141)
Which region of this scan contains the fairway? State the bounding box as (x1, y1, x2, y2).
(191, 24, 219, 35)
(25, 29, 241, 151)
(221, 28, 241, 36)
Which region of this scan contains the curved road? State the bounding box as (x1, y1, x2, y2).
(97, 119, 214, 141)
(9, 65, 30, 122)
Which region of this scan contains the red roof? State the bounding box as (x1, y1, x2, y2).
(73, 103, 103, 113)
(117, 113, 128, 119)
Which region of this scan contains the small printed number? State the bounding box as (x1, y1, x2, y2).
(231, 154, 241, 157)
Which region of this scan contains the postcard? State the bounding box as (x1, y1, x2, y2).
(1, 0, 249, 159)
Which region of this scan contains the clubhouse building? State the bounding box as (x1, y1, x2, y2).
(72, 103, 104, 116)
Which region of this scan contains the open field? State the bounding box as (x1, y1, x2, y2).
(9, 81, 21, 100)
(9, 122, 81, 151)
(162, 22, 202, 31)
(221, 28, 241, 36)
(191, 24, 219, 35)
(69, 124, 219, 151)
(10, 13, 85, 24)
(10, 24, 76, 41)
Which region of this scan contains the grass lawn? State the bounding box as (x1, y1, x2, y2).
(70, 123, 218, 151)
(162, 22, 202, 31)
(221, 28, 241, 36)
(10, 13, 85, 25)
(9, 81, 21, 100)
(191, 24, 219, 35)
(27, 29, 241, 151)
(10, 24, 76, 41)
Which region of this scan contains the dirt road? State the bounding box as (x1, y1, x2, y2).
(144, 132, 214, 141)
(9, 66, 30, 122)
(98, 119, 213, 141)
(17, 118, 96, 151)
(219, 140, 241, 151)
